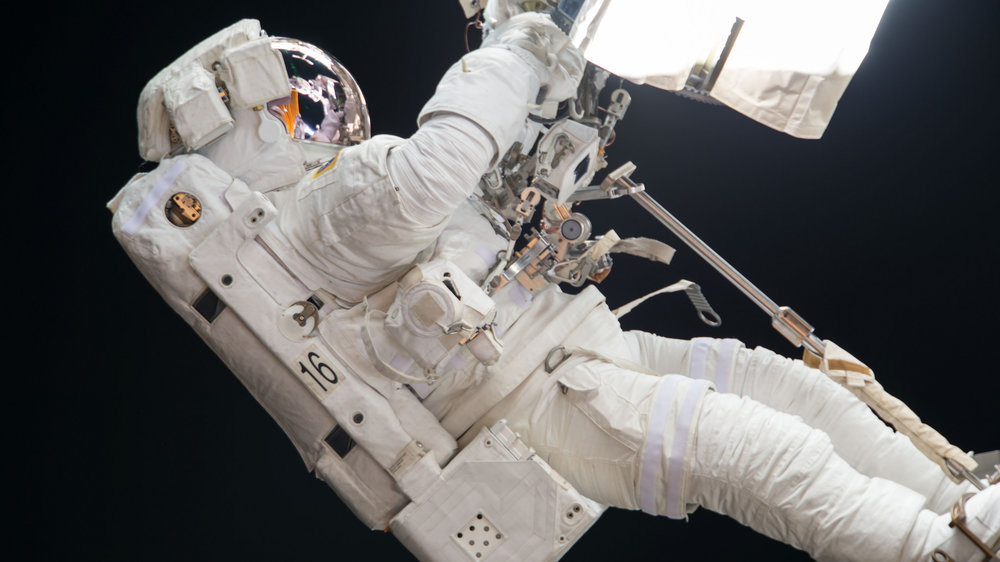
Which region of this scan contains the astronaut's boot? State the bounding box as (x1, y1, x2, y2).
(900, 486, 1000, 561)
(685, 392, 998, 561)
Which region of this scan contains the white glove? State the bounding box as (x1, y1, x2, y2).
(481, 12, 585, 106)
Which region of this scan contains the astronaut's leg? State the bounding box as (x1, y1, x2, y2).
(505, 358, 998, 561)
(623, 331, 972, 514)
(690, 391, 1000, 561)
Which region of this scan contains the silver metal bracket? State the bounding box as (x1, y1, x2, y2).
(946, 453, 1000, 491)
(684, 283, 722, 328)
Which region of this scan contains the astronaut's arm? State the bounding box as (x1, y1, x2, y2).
(276, 14, 584, 300)
(387, 115, 496, 227)
(387, 12, 583, 228)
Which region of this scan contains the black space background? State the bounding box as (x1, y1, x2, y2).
(10, 1, 999, 560)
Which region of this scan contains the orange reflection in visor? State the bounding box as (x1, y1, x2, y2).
(269, 90, 300, 138)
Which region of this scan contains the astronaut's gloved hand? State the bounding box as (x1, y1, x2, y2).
(481, 11, 585, 106)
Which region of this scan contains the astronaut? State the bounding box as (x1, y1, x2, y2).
(110, 9, 999, 562)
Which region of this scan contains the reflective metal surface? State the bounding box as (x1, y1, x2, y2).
(268, 38, 371, 146)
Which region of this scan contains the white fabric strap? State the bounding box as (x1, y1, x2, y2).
(122, 160, 187, 235)
(665, 378, 712, 519)
(612, 279, 692, 319)
(687, 337, 713, 380)
(640, 375, 713, 517)
(713, 339, 741, 394)
(610, 237, 675, 266)
(640, 375, 680, 514)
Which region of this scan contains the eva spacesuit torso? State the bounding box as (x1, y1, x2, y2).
(270, 128, 626, 431)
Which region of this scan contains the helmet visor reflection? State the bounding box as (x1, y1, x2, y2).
(267, 38, 370, 145)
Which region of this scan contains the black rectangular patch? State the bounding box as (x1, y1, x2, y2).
(306, 294, 324, 310)
(324, 425, 356, 458)
(193, 288, 226, 323)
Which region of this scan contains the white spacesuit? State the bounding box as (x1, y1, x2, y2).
(110, 12, 999, 562)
